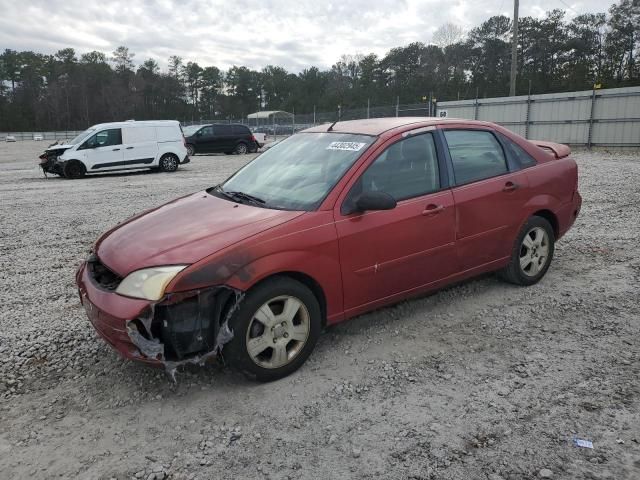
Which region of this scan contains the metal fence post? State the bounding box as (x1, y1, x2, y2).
(367, 99, 370, 119)
(395, 96, 399, 117)
(474, 88, 479, 120)
(587, 86, 597, 149)
(525, 80, 532, 139)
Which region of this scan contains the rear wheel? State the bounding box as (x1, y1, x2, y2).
(234, 142, 248, 155)
(499, 216, 555, 286)
(63, 160, 86, 179)
(159, 153, 179, 172)
(224, 277, 322, 381)
(186, 144, 195, 156)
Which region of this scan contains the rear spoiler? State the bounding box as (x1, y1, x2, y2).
(530, 140, 571, 159)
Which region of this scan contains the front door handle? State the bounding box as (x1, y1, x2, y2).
(126, 146, 134, 150)
(422, 204, 445, 216)
(503, 181, 519, 192)
(112, 148, 120, 151)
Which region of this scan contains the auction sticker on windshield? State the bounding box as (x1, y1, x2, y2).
(326, 142, 367, 151)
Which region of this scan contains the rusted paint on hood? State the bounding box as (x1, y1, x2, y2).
(95, 192, 304, 276)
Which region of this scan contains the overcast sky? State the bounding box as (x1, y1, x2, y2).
(0, 0, 614, 72)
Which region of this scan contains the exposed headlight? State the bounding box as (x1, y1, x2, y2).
(115, 265, 188, 301)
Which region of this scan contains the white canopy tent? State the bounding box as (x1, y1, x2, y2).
(246, 110, 294, 129)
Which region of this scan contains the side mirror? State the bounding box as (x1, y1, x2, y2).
(196, 131, 203, 137)
(353, 191, 397, 213)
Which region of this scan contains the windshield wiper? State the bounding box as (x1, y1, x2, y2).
(213, 185, 266, 206)
(226, 190, 266, 205)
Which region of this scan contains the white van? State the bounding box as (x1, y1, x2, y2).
(42, 120, 189, 178)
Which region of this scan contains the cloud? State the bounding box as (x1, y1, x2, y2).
(2, 0, 612, 72)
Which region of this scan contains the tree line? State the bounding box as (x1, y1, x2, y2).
(0, 0, 638, 131)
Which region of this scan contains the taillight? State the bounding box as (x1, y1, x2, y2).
(183, 136, 186, 147)
(250, 135, 256, 142)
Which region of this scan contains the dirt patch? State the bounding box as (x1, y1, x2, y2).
(0, 142, 639, 479)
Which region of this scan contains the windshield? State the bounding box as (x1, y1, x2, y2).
(218, 132, 375, 211)
(182, 125, 204, 136)
(67, 128, 96, 145)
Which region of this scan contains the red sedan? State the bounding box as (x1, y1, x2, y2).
(76, 118, 582, 381)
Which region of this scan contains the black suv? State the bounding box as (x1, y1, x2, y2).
(184, 124, 257, 156)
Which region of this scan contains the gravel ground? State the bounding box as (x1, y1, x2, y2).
(0, 141, 639, 480)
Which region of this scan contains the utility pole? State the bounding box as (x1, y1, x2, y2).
(509, 0, 519, 96)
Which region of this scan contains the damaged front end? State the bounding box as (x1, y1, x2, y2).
(79, 257, 244, 380)
(38, 144, 71, 176)
(126, 287, 243, 379)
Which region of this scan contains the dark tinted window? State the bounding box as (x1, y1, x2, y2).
(502, 136, 537, 168)
(444, 130, 508, 184)
(232, 125, 251, 135)
(213, 125, 233, 135)
(84, 128, 122, 148)
(199, 126, 214, 136)
(350, 133, 440, 203)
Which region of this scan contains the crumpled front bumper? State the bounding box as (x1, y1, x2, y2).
(76, 260, 240, 373)
(77, 262, 161, 365)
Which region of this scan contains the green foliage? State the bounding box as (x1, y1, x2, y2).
(0, 1, 638, 130)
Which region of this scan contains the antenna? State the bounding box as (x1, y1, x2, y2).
(327, 120, 338, 132)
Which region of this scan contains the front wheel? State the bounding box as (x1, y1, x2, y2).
(63, 160, 86, 179)
(499, 216, 555, 286)
(186, 144, 195, 156)
(159, 153, 179, 172)
(224, 277, 322, 381)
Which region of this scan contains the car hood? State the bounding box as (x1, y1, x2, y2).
(95, 192, 304, 276)
(47, 144, 74, 151)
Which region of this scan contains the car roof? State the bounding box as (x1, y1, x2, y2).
(301, 117, 495, 136)
(90, 120, 180, 130)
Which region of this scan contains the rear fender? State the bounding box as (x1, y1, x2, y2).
(519, 194, 562, 235)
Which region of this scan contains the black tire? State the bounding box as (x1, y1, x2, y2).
(499, 216, 555, 286)
(159, 153, 179, 172)
(223, 277, 322, 382)
(234, 142, 249, 155)
(63, 160, 86, 179)
(186, 144, 195, 156)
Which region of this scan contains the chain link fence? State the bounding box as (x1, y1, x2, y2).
(5, 87, 638, 147)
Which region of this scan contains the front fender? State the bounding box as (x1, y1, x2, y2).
(225, 250, 343, 322)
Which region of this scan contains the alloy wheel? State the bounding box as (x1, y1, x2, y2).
(162, 156, 178, 171)
(519, 226, 550, 277)
(245, 295, 310, 369)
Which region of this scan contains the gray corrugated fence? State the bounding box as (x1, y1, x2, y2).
(435, 86, 640, 147)
(4, 87, 638, 147)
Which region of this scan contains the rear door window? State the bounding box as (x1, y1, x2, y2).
(499, 134, 537, 168)
(213, 125, 233, 135)
(444, 130, 508, 185)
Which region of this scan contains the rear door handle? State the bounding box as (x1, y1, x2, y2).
(126, 146, 134, 150)
(112, 148, 120, 151)
(422, 204, 445, 216)
(503, 181, 519, 192)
